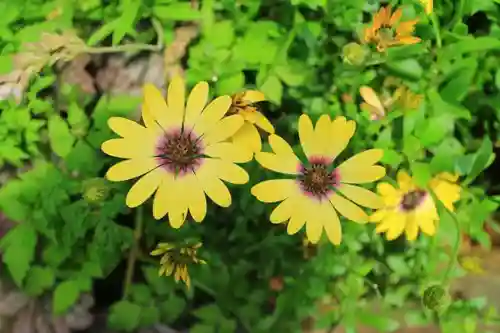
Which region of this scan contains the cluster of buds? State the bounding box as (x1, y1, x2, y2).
(0, 31, 86, 103)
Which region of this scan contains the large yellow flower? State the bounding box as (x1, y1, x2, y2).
(101, 76, 250, 228)
(362, 6, 421, 52)
(251, 114, 386, 245)
(370, 171, 461, 241)
(228, 90, 275, 154)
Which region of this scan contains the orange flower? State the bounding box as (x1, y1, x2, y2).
(362, 6, 421, 52)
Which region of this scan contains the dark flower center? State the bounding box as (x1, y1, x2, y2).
(400, 190, 427, 211)
(299, 161, 338, 199)
(156, 129, 203, 175)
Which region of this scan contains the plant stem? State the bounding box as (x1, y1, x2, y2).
(430, 14, 443, 48)
(440, 205, 461, 285)
(123, 206, 144, 299)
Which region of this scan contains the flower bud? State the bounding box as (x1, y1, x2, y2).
(82, 178, 110, 204)
(422, 284, 451, 313)
(342, 42, 370, 66)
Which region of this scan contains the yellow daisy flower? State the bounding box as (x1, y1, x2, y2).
(101, 76, 250, 228)
(150, 242, 206, 289)
(362, 6, 421, 52)
(359, 86, 390, 120)
(228, 90, 275, 154)
(370, 171, 461, 241)
(251, 114, 386, 245)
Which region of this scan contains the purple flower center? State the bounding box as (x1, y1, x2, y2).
(156, 128, 204, 176)
(298, 157, 339, 199)
(400, 190, 427, 211)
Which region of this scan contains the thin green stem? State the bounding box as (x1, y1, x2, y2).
(439, 203, 461, 285)
(123, 206, 144, 299)
(85, 18, 164, 55)
(430, 14, 443, 48)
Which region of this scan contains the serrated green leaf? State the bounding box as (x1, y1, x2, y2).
(0, 223, 37, 286)
(205, 20, 234, 48)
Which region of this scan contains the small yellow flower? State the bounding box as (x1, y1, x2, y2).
(459, 256, 485, 275)
(102, 76, 250, 228)
(359, 86, 390, 120)
(362, 6, 421, 52)
(392, 86, 423, 110)
(251, 114, 386, 245)
(419, 0, 433, 14)
(370, 171, 461, 241)
(228, 90, 275, 154)
(151, 242, 206, 289)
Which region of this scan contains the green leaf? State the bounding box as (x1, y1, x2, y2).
(86, 20, 118, 46)
(53, 280, 81, 315)
(191, 324, 215, 333)
(108, 300, 142, 332)
(440, 37, 500, 60)
(24, 266, 55, 296)
(385, 58, 423, 79)
(130, 284, 153, 305)
(153, 3, 201, 21)
(411, 162, 432, 187)
(48, 115, 75, 158)
(259, 75, 282, 104)
(416, 114, 454, 148)
(440, 60, 477, 102)
(464, 137, 494, 185)
(274, 62, 307, 86)
(358, 310, 400, 331)
(205, 20, 234, 48)
(216, 72, 245, 95)
(428, 89, 471, 119)
(113, 0, 140, 45)
(386, 255, 411, 276)
(0, 223, 37, 286)
(381, 149, 403, 168)
(158, 295, 186, 323)
(139, 305, 160, 327)
(193, 304, 224, 323)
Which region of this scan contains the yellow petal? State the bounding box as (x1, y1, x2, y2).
(244, 111, 274, 133)
(369, 209, 387, 223)
(384, 213, 406, 240)
(397, 170, 414, 192)
(313, 114, 331, 157)
(337, 184, 383, 209)
(167, 177, 189, 229)
(269, 134, 295, 155)
(167, 75, 186, 120)
(305, 217, 323, 244)
(322, 203, 342, 245)
(336, 149, 386, 184)
(101, 138, 155, 159)
(194, 95, 232, 135)
(328, 117, 356, 161)
(405, 213, 419, 241)
(152, 175, 173, 219)
(107, 117, 148, 138)
(178, 173, 206, 223)
(185, 81, 208, 126)
(195, 164, 232, 207)
(377, 182, 401, 206)
(231, 122, 262, 153)
(251, 179, 298, 203)
(106, 158, 158, 181)
(298, 114, 316, 158)
(360, 86, 384, 111)
(143, 84, 179, 131)
(198, 158, 249, 185)
(418, 215, 436, 235)
(287, 200, 309, 234)
(255, 152, 300, 175)
(204, 142, 252, 163)
(270, 197, 295, 223)
(203, 115, 244, 146)
(329, 193, 368, 223)
(125, 167, 164, 207)
(242, 90, 265, 102)
(141, 104, 163, 135)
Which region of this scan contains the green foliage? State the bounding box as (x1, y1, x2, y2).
(0, 0, 500, 332)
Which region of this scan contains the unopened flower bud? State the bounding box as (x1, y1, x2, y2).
(342, 42, 370, 66)
(422, 284, 451, 313)
(82, 178, 110, 204)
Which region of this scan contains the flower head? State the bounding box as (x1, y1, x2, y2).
(82, 177, 110, 204)
(370, 171, 461, 241)
(422, 284, 450, 313)
(150, 242, 206, 289)
(392, 86, 423, 110)
(251, 114, 386, 245)
(359, 86, 389, 120)
(228, 90, 275, 154)
(419, 0, 433, 14)
(102, 76, 250, 228)
(342, 42, 370, 66)
(362, 6, 421, 52)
